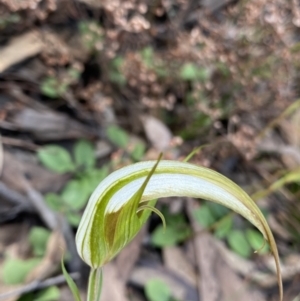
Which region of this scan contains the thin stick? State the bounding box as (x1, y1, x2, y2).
(0, 273, 80, 300)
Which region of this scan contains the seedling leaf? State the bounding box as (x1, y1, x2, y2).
(38, 145, 75, 173)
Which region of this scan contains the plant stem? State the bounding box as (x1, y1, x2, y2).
(87, 268, 103, 301)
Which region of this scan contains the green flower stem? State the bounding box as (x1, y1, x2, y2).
(87, 268, 103, 301)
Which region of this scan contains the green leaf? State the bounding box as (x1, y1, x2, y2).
(68, 68, 81, 80)
(109, 57, 126, 85)
(106, 125, 129, 148)
(196, 67, 210, 81)
(74, 140, 95, 169)
(38, 145, 75, 173)
(180, 63, 198, 80)
(145, 279, 171, 301)
(154, 65, 168, 78)
(84, 167, 109, 194)
(131, 142, 146, 161)
(78, 20, 89, 33)
(61, 179, 90, 210)
(207, 202, 230, 219)
(180, 63, 209, 81)
(162, 210, 186, 227)
(67, 212, 83, 227)
(151, 224, 190, 247)
(35, 286, 60, 301)
(2, 258, 41, 284)
(214, 215, 233, 238)
(28, 227, 51, 257)
(141, 47, 154, 68)
(112, 56, 124, 69)
(246, 229, 269, 254)
(193, 205, 216, 227)
(109, 71, 127, 85)
(61, 258, 82, 301)
(227, 230, 251, 258)
(41, 77, 60, 98)
(45, 193, 64, 211)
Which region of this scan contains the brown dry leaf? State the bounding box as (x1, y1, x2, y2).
(2, 151, 67, 194)
(14, 150, 69, 193)
(186, 199, 265, 301)
(214, 236, 300, 288)
(0, 224, 30, 259)
(0, 153, 58, 230)
(280, 109, 300, 148)
(8, 108, 91, 141)
(0, 31, 43, 73)
(140, 115, 172, 151)
(0, 284, 24, 301)
(162, 246, 197, 287)
(0, 224, 25, 253)
(214, 238, 275, 287)
(256, 138, 300, 168)
(278, 108, 300, 167)
(0, 224, 30, 301)
(1, 152, 29, 194)
(264, 253, 300, 286)
(95, 140, 113, 159)
(1, 150, 75, 268)
(40, 31, 70, 66)
(130, 265, 198, 301)
(101, 263, 129, 301)
(26, 231, 65, 282)
(116, 226, 146, 281)
(268, 214, 292, 241)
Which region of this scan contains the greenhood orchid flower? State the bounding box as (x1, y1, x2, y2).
(75, 158, 283, 301)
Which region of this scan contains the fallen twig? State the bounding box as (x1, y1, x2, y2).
(0, 273, 80, 300)
(24, 184, 82, 272)
(0, 31, 43, 73)
(24, 184, 58, 231)
(0, 181, 32, 209)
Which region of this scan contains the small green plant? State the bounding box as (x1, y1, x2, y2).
(40, 77, 69, 99)
(28, 226, 51, 256)
(108, 57, 127, 86)
(151, 208, 191, 247)
(140, 47, 168, 78)
(1, 227, 51, 285)
(179, 63, 210, 82)
(106, 124, 146, 161)
(38, 140, 109, 226)
(1, 226, 60, 301)
(17, 286, 60, 301)
(193, 201, 269, 257)
(41, 66, 81, 98)
(145, 279, 178, 301)
(79, 20, 103, 51)
(2, 257, 41, 285)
